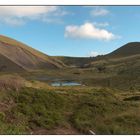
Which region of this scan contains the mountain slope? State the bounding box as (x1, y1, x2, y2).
(106, 42, 140, 58)
(55, 42, 140, 69)
(90, 42, 140, 66)
(0, 35, 65, 72)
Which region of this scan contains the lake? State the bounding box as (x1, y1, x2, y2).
(51, 81, 82, 87)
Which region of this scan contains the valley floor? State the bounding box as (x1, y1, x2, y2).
(0, 63, 139, 135)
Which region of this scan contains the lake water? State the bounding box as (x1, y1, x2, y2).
(51, 81, 81, 87)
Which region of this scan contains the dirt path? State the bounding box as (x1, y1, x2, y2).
(31, 124, 82, 135)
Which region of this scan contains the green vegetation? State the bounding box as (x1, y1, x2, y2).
(0, 85, 139, 134)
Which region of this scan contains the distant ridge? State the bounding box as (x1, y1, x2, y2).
(106, 42, 140, 57)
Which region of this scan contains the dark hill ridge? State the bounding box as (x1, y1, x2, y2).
(0, 35, 65, 72)
(55, 42, 140, 68)
(106, 42, 140, 58)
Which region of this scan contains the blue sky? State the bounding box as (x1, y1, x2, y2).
(0, 6, 140, 57)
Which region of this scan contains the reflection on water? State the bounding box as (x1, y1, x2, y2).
(51, 81, 81, 87)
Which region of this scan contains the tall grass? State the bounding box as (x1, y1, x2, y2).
(0, 75, 25, 91)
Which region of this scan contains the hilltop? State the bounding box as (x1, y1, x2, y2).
(106, 42, 140, 58)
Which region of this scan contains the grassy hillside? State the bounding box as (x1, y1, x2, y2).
(0, 35, 65, 71)
(0, 54, 24, 72)
(55, 42, 140, 68)
(107, 42, 140, 58)
(86, 42, 140, 88)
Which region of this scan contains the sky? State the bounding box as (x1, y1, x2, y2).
(0, 6, 140, 57)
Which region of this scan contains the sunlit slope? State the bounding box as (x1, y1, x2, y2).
(0, 35, 65, 71)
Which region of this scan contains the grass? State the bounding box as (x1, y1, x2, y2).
(8, 88, 68, 132)
(0, 85, 139, 134)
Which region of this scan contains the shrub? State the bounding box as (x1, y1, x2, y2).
(123, 96, 140, 101)
(0, 112, 5, 121)
(96, 65, 106, 73)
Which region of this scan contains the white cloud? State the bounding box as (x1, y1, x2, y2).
(88, 51, 99, 57)
(0, 6, 67, 26)
(2, 17, 25, 26)
(0, 6, 57, 17)
(65, 22, 116, 41)
(90, 7, 109, 16)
